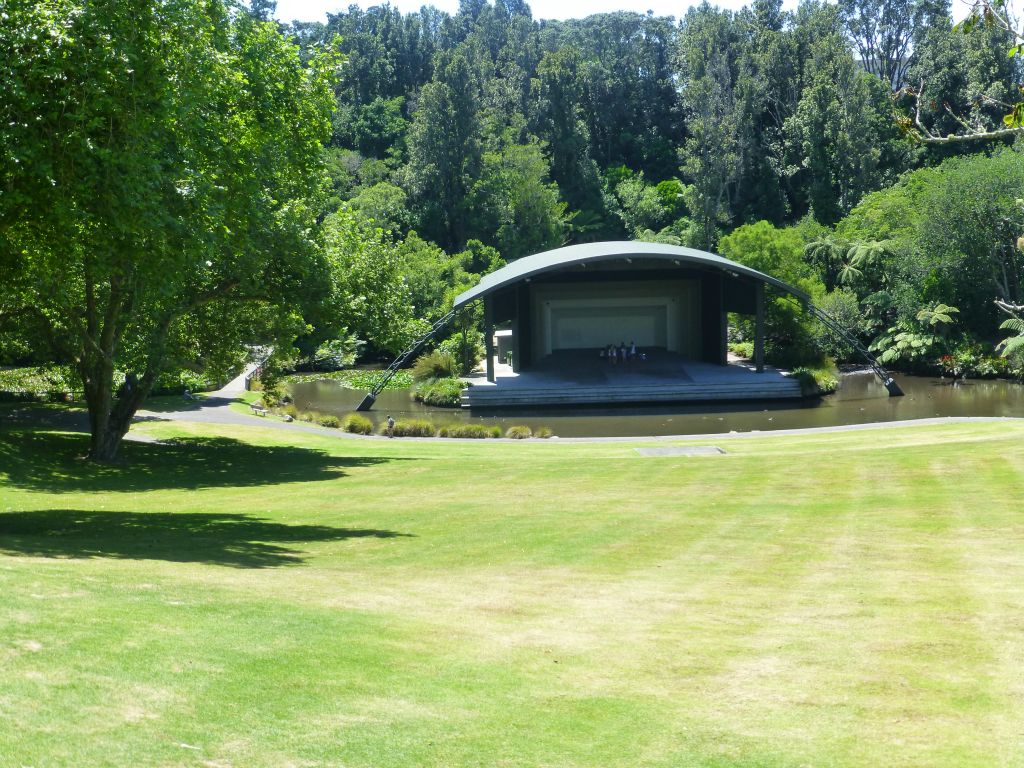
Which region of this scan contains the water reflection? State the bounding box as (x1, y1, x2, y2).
(289, 373, 1024, 438)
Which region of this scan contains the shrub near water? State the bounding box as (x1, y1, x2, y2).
(437, 423, 500, 439)
(413, 377, 467, 407)
(411, 351, 459, 382)
(316, 414, 341, 429)
(791, 363, 840, 396)
(341, 414, 373, 435)
(382, 419, 436, 437)
(505, 425, 532, 439)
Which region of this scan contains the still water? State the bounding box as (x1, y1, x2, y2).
(289, 372, 1024, 438)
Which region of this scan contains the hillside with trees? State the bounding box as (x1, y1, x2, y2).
(282, 0, 1024, 372)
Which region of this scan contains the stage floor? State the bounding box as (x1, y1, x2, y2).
(461, 350, 803, 408)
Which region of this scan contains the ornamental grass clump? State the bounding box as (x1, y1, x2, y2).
(382, 419, 436, 437)
(341, 414, 373, 435)
(534, 426, 554, 438)
(505, 425, 533, 439)
(412, 377, 467, 407)
(316, 414, 341, 429)
(411, 351, 458, 382)
(791, 363, 840, 397)
(437, 423, 497, 439)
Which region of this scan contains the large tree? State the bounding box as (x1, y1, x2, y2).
(405, 46, 483, 251)
(0, 0, 336, 461)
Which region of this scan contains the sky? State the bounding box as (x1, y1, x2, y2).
(272, 0, 803, 23)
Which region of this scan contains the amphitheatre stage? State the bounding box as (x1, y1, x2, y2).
(449, 241, 809, 409)
(461, 349, 801, 408)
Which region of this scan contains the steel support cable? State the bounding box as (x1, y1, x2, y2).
(356, 304, 474, 411)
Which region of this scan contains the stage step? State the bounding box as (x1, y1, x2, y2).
(461, 379, 803, 407)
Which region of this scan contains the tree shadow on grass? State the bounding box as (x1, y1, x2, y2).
(0, 429, 398, 493)
(0, 509, 412, 568)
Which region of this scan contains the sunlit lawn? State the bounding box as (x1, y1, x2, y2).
(2, 417, 1024, 766)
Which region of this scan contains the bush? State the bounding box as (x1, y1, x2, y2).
(382, 419, 436, 437)
(436, 332, 485, 375)
(437, 423, 495, 439)
(791, 361, 840, 396)
(261, 384, 287, 407)
(316, 414, 341, 428)
(341, 414, 373, 435)
(411, 350, 458, 382)
(152, 368, 219, 396)
(728, 341, 754, 359)
(298, 410, 317, 423)
(280, 404, 299, 420)
(412, 377, 467, 407)
(0, 365, 79, 397)
(505, 425, 532, 439)
(534, 426, 554, 439)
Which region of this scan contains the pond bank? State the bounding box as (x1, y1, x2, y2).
(287, 370, 1024, 439)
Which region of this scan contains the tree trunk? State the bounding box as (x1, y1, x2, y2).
(84, 365, 159, 462)
(81, 310, 170, 463)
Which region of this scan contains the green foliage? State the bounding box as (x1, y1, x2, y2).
(411, 351, 459, 382)
(310, 334, 364, 371)
(729, 342, 754, 359)
(611, 173, 683, 235)
(152, 370, 220, 397)
(405, 48, 482, 251)
(383, 419, 437, 437)
(791, 362, 840, 396)
(341, 414, 374, 435)
(412, 377, 467, 407)
(533, 426, 555, 439)
(316, 414, 342, 429)
(869, 304, 959, 367)
(436, 423, 499, 438)
(0, 0, 338, 460)
(720, 222, 826, 367)
(915, 303, 960, 328)
(812, 289, 863, 361)
(435, 334, 484, 376)
(786, 14, 910, 224)
(471, 142, 568, 261)
(940, 340, 1008, 378)
(912, 7, 1021, 139)
(997, 315, 1024, 373)
(348, 182, 416, 235)
(504, 425, 533, 439)
(0, 366, 80, 397)
(321, 207, 425, 355)
(284, 369, 414, 391)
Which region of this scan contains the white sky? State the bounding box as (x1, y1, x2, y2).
(273, 0, 802, 24)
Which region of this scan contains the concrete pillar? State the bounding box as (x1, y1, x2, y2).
(484, 295, 495, 383)
(754, 282, 765, 373)
(700, 273, 727, 365)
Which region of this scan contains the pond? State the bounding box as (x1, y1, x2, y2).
(288, 372, 1024, 438)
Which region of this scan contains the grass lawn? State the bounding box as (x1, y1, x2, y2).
(2, 417, 1024, 766)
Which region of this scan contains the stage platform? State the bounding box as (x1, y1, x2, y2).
(461, 350, 803, 408)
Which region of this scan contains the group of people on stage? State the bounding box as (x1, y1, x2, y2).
(600, 341, 643, 364)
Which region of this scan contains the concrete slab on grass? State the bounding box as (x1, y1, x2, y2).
(635, 446, 725, 457)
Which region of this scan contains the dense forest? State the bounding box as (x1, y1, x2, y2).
(278, 0, 1024, 370)
(3, 0, 1024, 458)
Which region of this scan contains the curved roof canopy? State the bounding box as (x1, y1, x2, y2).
(453, 241, 809, 309)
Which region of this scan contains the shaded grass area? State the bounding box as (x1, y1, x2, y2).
(2, 419, 1024, 766)
(0, 509, 410, 567)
